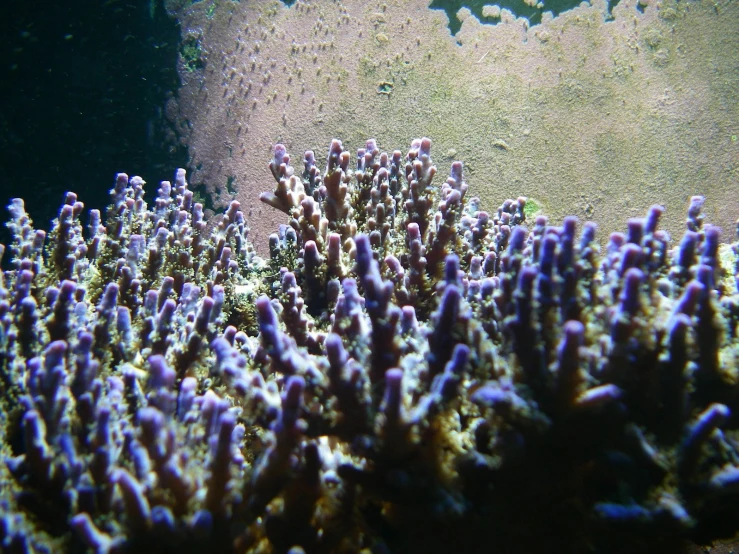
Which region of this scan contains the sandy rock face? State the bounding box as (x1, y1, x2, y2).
(168, 0, 738, 252)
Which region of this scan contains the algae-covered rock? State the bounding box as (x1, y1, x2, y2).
(167, 0, 738, 253)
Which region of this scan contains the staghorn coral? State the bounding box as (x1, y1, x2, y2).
(0, 138, 739, 554)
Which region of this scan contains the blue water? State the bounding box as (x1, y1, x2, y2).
(430, 0, 608, 34)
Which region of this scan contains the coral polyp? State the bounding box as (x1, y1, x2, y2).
(1, 139, 738, 553)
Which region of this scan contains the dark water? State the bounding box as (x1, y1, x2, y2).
(432, 0, 607, 34)
(0, 0, 185, 250)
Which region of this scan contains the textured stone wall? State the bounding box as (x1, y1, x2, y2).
(168, 0, 738, 252)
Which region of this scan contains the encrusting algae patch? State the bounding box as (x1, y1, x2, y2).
(166, 0, 738, 252)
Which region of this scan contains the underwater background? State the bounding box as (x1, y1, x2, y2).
(0, 0, 185, 250)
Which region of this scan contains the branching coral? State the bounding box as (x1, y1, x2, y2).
(1, 139, 738, 554)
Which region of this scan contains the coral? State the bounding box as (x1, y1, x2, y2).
(169, 0, 739, 253)
(1, 138, 739, 554)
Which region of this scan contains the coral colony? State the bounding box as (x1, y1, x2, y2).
(1, 138, 738, 554)
(172, 0, 739, 253)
